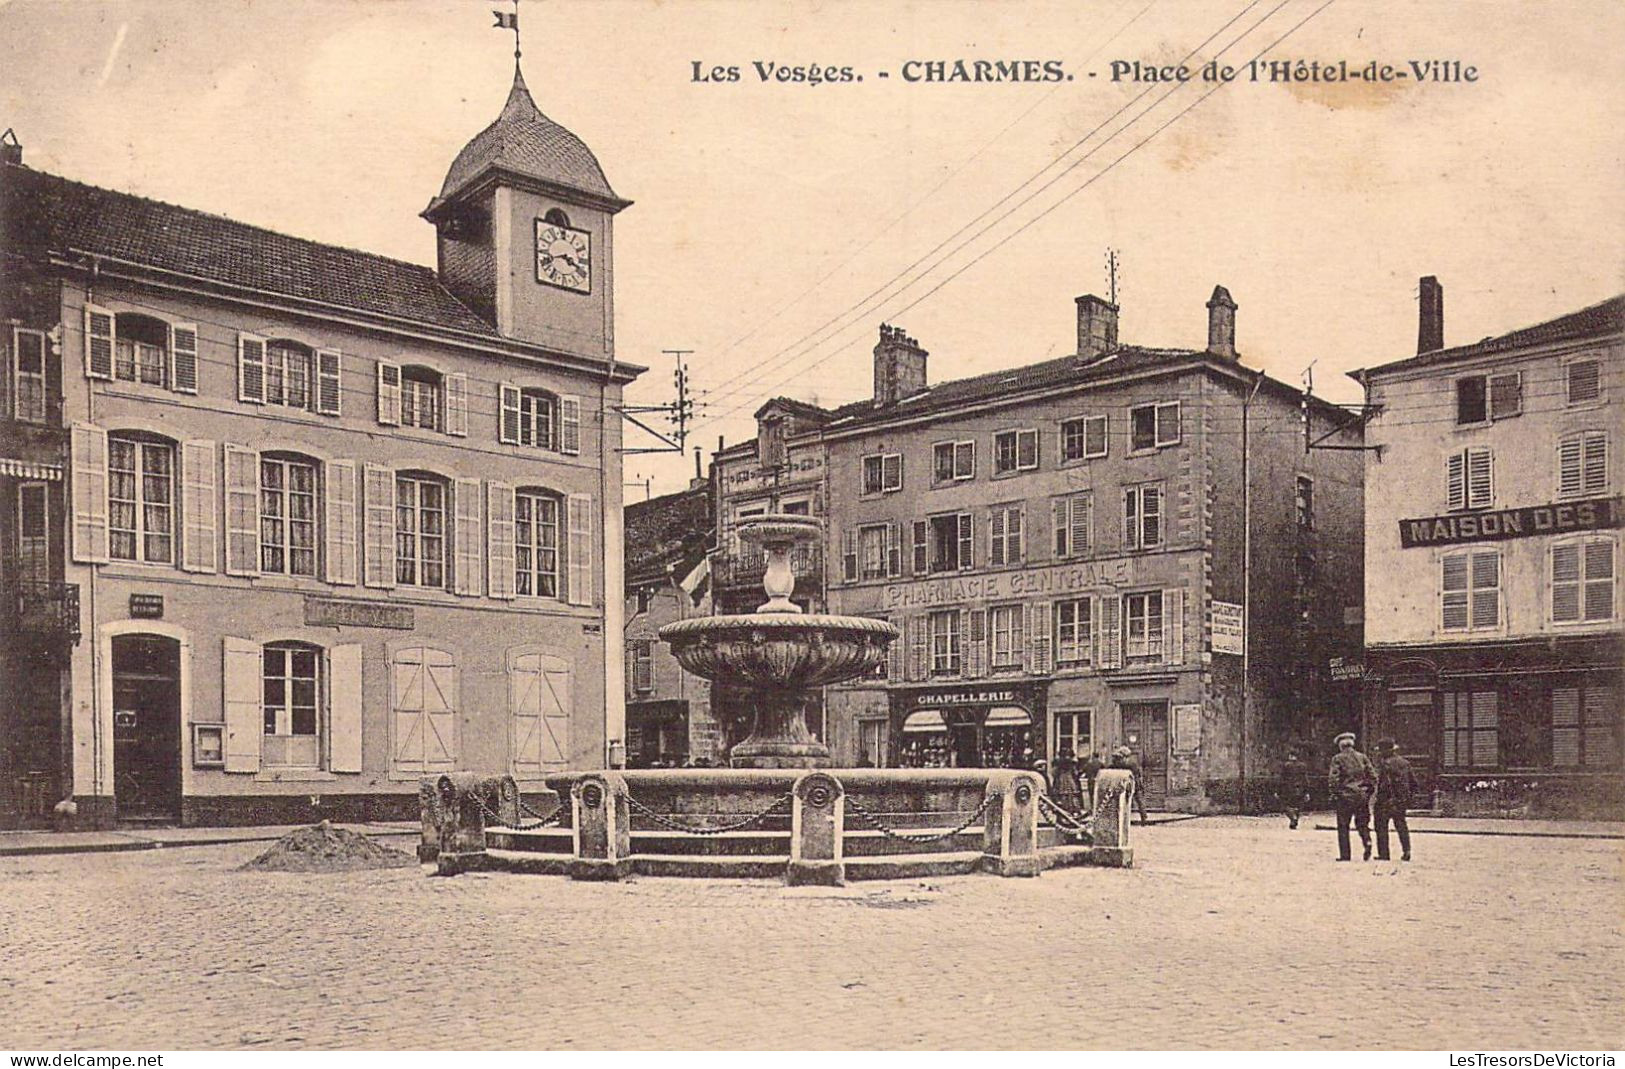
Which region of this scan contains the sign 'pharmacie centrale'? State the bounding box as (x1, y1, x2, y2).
(1398, 495, 1623, 548)
(882, 557, 1147, 611)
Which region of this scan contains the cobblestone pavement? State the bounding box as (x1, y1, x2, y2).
(1, 817, 1620, 1050)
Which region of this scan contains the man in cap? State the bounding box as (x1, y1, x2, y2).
(1111, 746, 1150, 825)
(1373, 737, 1414, 862)
(1327, 731, 1375, 861)
(1279, 745, 1310, 830)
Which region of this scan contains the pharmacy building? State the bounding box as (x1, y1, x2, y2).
(0, 69, 639, 828)
(1354, 281, 1622, 818)
(722, 288, 1365, 812)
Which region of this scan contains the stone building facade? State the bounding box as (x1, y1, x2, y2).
(810, 291, 1365, 811)
(0, 70, 639, 827)
(1353, 281, 1623, 818)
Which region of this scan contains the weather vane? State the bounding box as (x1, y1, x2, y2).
(493, 0, 521, 66)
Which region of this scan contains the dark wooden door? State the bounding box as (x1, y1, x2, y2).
(1120, 701, 1169, 808)
(111, 635, 182, 821)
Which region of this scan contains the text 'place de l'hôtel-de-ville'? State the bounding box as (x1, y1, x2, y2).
(2, 73, 1622, 829)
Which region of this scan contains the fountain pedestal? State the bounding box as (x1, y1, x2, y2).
(731, 692, 828, 768)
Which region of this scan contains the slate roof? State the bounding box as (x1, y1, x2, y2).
(1354, 296, 1625, 379)
(3, 161, 498, 336)
(429, 69, 623, 212)
(625, 484, 712, 585)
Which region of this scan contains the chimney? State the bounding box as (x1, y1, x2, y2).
(0, 129, 21, 167)
(873, 324, 928, 406)
(1417, 275, 1444, 354)
(1075, 294, 1119, 360)
(1206, 284, 1237, 359)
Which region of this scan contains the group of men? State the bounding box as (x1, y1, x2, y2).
(1280, 732, 1416, 862)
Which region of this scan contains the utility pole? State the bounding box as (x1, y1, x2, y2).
(1105, 247, 1120, 306)
(619, 349, 697, 455)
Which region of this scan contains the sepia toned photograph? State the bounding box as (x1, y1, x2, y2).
(0, 0, 1620, 1056)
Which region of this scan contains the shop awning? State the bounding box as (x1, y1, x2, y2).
(984, 706, 1032, 727)
(901, 710, 948, 733)
(0, 458, 62, 481)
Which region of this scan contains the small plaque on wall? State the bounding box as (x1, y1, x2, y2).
(130, 593, 164, 619)
(304, 597, 414, 630)
(1172, 703, 1203, 754)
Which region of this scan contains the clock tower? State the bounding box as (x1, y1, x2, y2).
(423, 66, 631, 359)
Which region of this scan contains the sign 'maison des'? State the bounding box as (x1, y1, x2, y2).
(1398, 495, 1622, 548)
(882, 557, 1144, 611)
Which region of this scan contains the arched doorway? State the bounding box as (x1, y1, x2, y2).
(111, 634, 182, 820)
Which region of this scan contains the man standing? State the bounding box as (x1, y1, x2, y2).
(1081, 749, 1105, 813)
(1280, 747, 1310, 830)
(1327, 731, 1375, 861)
(1374, 737, 1414, 862)
(1112, 746, 1150, 825)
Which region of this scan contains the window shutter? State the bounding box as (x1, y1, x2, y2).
(883, 453, 902, 492)
(316, 349, 342, 416)
(487, 481, 516, 600)
(363, 463, 398, 588)
(1567, 360, 1601, 404)
(445, 372, 469, 437)
(1489, 372, 1521, 419)
(223, 636, 262, 773)
(1053, 498, 1070, 557)
(1072, 495, 1091, 557)
(1551, 543, 1581, 622)
(70, 422, 110, 563)
(990, 508, 1006, 566)
(1028, 601, 1053, 675)
(907, 616, 927, 681)
(559, 395, 582, 455)
(966, 609, 987, 678)
(1470, 551, 1499, 628)
(325, 460, 358, 585)
(1086, 415, 1107, 457)
(958, 512, 973, 569)
(566, 492, 594, 606)
(170, 323, 199, 394)
(1442, 554, 1470, 629)
(886, 623, 905, 681)
(1164, 587, 1184, 665)
(84, 304, 115, 380)
(328, 643, 363, 773)
(223, 444, 260, 576)
(375, 360, 401, 425)
(1583, 540, 1614, 621)
(498, 383, 522, 444)
(911, 520, 928, 575)
(1013, 507, 1025, 563)
(1467, 448, 1493, 509)
(887, 522, 902, 577)
(180, 439, 217, 573)
(1098, 596, 1122, 669)
(1558, 437, 1584, 498)
(237, 333, 267, 404)
(1447, 451, 1466, 511)
(1123, 488, 1138, 549)
(1583, 433, 1607, 495)
(958, 609, 972, 678)
(452, 477, 482, 596)
(842, 528, 857, 582)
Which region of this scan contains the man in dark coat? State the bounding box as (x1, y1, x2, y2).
(1112, 746, 1150, 825)
(1374, 737, 1414, 862)
(1279, 748, 1310, 830)
(1081, 750, 1105, 811)
(1327, 731, 1375, 861)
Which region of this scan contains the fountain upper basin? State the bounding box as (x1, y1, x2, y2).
(659, 613, 899, 690)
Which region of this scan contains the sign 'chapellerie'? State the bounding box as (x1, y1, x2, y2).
(1398, 495, 1623, 548)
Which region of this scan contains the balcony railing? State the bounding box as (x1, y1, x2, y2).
(8, 581, 81, 645)
(712, 544, 823, 589)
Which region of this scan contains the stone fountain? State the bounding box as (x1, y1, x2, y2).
(659, 514, 898, 768)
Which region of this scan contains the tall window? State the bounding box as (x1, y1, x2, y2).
(858, 523, 889, 581)
(12, 328, 46, 424)
(1123, 591, 1164, 663)
(1055, 598, 1092, 666)
(630, 639, 654, 695)
(109, 434, 175, 563)
(989, 505, 1023, 566)
(263, 642, 321, 769)
(1053, 493, 1091, 558)
(928, 610, 961, 676)
(396, 474, 448, 587)
(1053, 710, 1092, 760)
(260, 455, 318, 577)
(1442, 550, 1499, 631)
(1551, 683, 1619, 769)
(932, 440, 975, 484)
(1552, 539, 1615, 623)
(862, 453, 902, 495)
(1060, 415, 1107, 462)
(993, 429, 1038, 474)
(264, 341, 313, 410)
(858, 720, 888, 767)
(1557, 431, 1608, 499)
(929, 512, 972, 572)
(1447, 447, 1494, 511)
(16, 483, 49, 585)
(521, 389, 556, 449)
(515, 489, 561, 598)
(1123, 483, 1163, 550)
(989, 604, 1024, 670)
(1442, 689, 1497, 768)
(1130, 402, 1181, 451)
(1296, 476, 1315, 530)
(400, 366, 442, 431)
(113, 314, 168, 387)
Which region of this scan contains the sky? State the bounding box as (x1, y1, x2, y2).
(2, 0, 1621, 500)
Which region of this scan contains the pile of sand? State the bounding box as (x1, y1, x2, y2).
(239, 820, 417, 872)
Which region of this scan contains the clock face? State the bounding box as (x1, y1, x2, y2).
(535, 220, 592, 293)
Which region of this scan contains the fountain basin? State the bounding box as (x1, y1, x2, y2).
(659, 613, 898, 689)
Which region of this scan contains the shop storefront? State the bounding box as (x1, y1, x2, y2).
(626, 699, 690, 768)
(889, 683, 1048, 770)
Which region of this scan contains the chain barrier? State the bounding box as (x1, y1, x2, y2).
(517, 796, 564, 826)
(1038, 793, 1093, 835)
(475, 793, 562, 832)
(845, 794, 993, 845)
(624, 791, 795, 836)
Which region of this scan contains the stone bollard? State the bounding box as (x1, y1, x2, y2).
(787, 771, 845, 886)
(433, 772, 509, 876)
(1089, 768, 1135, 868)
(422, 773, 521, 865)
(569, 772, 634, 881)
(981, 771, 1043, 877)
(418, 777, 443, 862)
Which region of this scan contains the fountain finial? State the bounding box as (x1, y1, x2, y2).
(735, 513, 822, 614)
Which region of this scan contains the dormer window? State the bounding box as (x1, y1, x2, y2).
(400, 366, 443, 431)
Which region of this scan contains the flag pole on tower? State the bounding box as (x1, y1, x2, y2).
(493, 0, 521, 66)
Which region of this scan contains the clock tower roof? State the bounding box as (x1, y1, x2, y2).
(425, 67, 629, 219)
